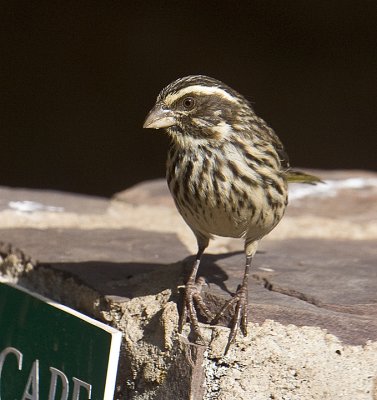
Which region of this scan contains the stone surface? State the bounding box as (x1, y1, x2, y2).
(198, 239, 377, 346)
(0, 170, 377, 399)
(0, 228, 186, 297)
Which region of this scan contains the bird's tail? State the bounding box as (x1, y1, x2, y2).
(286, 170, 323, 185)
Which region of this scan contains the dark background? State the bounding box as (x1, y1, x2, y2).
(2, 1, 376, 197)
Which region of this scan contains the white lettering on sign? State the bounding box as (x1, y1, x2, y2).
(0, 347, 23, 400)
(0, 347, 92, 400)
(72, 378, 92, 400)
(48, 367, 69, 400)
(21, 360, 39, 400)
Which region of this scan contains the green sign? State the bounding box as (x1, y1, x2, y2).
(0, 282, 122, 400)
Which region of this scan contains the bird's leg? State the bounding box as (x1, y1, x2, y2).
(212, 240, 258, 353)
(178, 244, 215, 342)
(212, 254, 253, 352)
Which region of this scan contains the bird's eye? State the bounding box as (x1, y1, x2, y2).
(182, 97, 195, 110)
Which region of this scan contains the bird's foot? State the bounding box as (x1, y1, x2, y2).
(178, 276, 215, 343)
(211, 283, 249, 354)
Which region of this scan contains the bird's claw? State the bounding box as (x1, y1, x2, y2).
(211, 284, 249, 354)
(178, 276, 215, 343)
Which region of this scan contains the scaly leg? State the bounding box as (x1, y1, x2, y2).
(178, 244, 215, 342)
(212, 254, 253, 353)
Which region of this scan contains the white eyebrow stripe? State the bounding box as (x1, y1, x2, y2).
(164, 85, 239, 105)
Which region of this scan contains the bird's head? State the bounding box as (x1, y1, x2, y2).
(143, 75, 254, 145)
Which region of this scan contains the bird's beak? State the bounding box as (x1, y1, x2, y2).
(143, 104, 176, 129)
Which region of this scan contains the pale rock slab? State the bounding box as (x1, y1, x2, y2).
(0, 170, 376, 399)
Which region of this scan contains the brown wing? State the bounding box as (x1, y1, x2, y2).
(254, 116, 290, 169)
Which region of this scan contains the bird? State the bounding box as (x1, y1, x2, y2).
(143, 75, 320, 352)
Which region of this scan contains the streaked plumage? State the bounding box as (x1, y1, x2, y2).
(143, 75, 320, 352)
